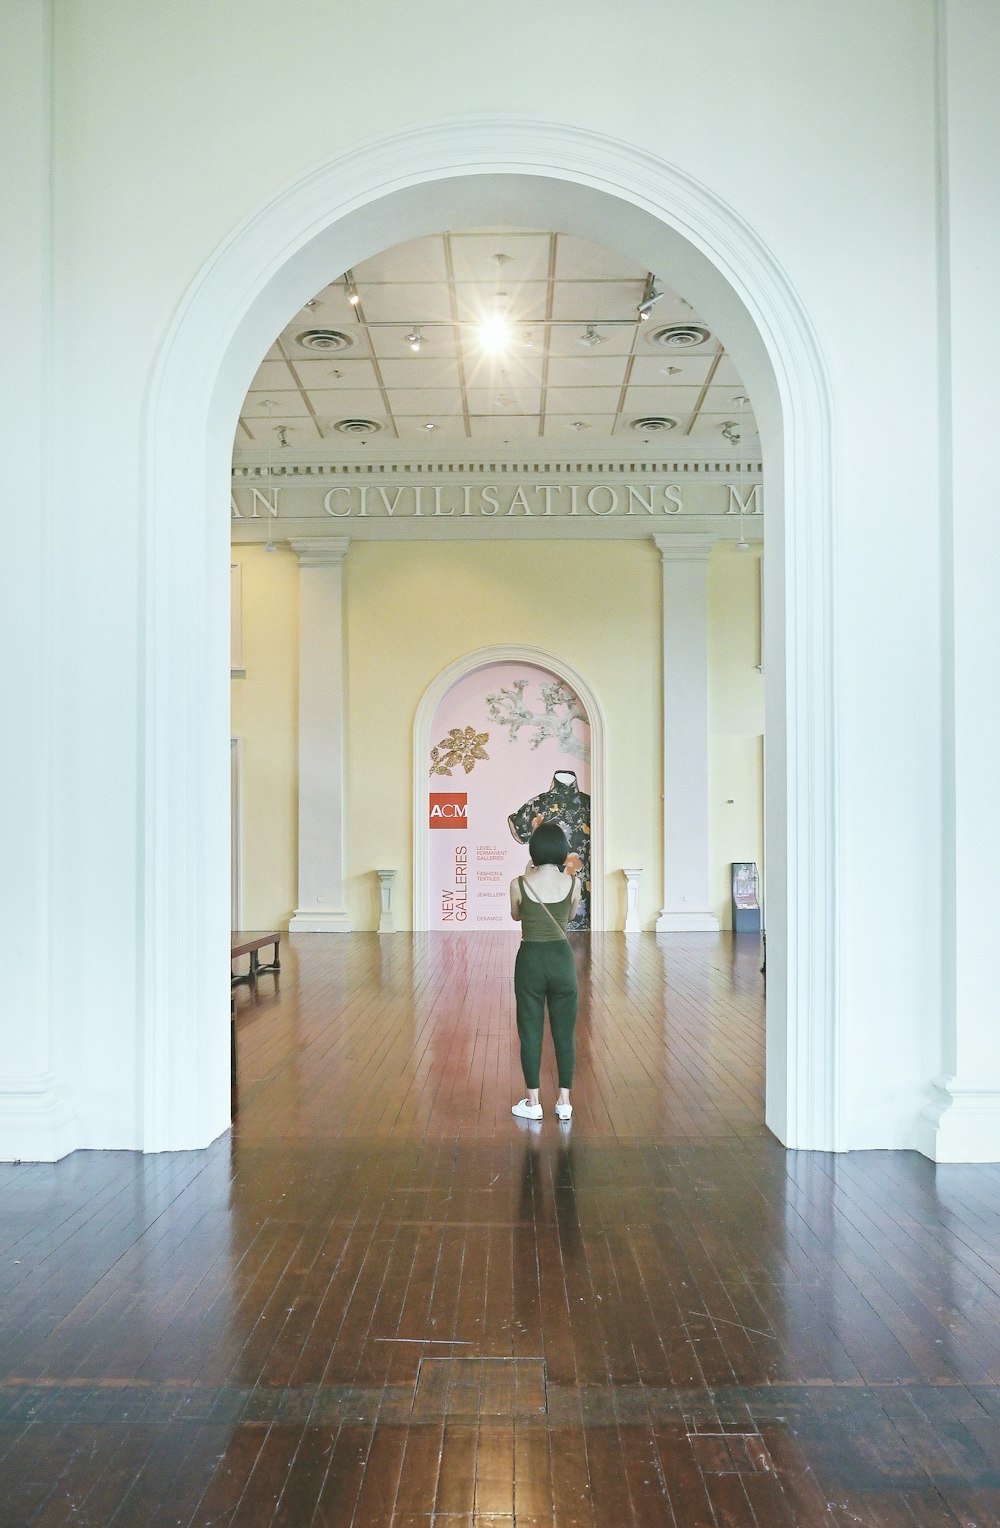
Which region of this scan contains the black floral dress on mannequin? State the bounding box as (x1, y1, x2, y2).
(508, 770, 591, 930)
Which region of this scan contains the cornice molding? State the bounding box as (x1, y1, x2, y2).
(233, 457, 763, 479)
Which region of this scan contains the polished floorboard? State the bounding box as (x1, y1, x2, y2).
(2, 933, 1000, 1525)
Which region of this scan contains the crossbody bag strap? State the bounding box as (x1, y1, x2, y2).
(520, 875, 576, 942)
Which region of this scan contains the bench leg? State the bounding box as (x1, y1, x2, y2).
(256, 937, 281, 974)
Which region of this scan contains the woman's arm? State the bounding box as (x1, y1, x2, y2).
(509, 876, 523, 922)
(568, 875, 582, 918)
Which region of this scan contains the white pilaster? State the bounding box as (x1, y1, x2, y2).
(622, 868, 643, 933)
(289, 538, 352, 933)
(377, 870, 396, 933)
(0, 2, 76, 1160)
(920, 0, 1000, 1160)
(654, 535, 721, 933)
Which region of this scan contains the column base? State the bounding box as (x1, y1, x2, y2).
(655, 910, 721, 933)
(288, 909, 353, 934)
(0, 1075, 78, 1162)
(917, 1074, 1000, 1162)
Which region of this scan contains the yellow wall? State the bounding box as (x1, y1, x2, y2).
(231, 536, 763, 931)
(230, 545, 299, 928)
(708, 546, 765, 928)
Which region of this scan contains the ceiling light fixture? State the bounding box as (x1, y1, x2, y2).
(637, 276, 664, 321)
(406, 328, 423, 353)
(348, 292, 360, 306)
(580, 325, 605, 348)
(478, 311, 511, 354)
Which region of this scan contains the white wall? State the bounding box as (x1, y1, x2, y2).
(4, 0, 968, 1152)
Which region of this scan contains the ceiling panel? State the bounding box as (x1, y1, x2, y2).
(468, 414, 540, 442)
(308, 389, 388, 419)
(550, 281, 646, 321)
(377, 357, 463, 388)
(554, 235, 648, 282)
(546, 325, 635, 357)
(357, 282, 454, 323)
(461, 346, 544, 385)
(353, 236, 448, 284)
(546, 386, 626, 415)
(541, 414, 616, 439)
(467, 386, 542, 414)
(393, 416, 468, 442)
(622, 385, 705, 415)
(453, 282, 549, 323)
(368, 328, 458, 361)
(242, 416, 322, 444)
(246, 359, 298, 391)
(382, 387, 465, 416)
(627, 354, 713, 386)
(291, 358, 381, 390)
(449, 233, 552, 283)
(546, 355, 630, 388)
(242, 392, 312, 418)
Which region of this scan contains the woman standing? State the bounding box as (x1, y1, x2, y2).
(509, 822, 581, 1122)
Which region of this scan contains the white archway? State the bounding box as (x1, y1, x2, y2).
(144, 118, 838, 1152)
(413, 646, 607, 932)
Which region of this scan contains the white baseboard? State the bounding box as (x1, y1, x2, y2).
(655, 911, 722, 933)
(918, 1074, 1000, 1162)
(289, 909, 353, 934)
(0, 1076, 78, 1162)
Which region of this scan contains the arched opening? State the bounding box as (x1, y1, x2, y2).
(414, 647, 607, 932)
(144, 121, 837, 1153)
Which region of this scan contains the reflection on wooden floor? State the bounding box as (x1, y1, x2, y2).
(2, 933, 1000, 1525)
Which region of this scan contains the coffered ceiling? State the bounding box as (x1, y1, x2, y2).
(235, 231, 759, 459)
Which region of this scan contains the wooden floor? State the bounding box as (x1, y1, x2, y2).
(2, 935, 1000, 1526)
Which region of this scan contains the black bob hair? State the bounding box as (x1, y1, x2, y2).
(528, 821, 571, 867)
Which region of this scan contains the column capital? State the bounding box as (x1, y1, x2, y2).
(289, 536, 350, 568)
(653, 533, 716, 563)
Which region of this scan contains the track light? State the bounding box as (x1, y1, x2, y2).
(580, 325, 605, 347)
(406, 329, 422, 353)
(637, 278, 664, 320)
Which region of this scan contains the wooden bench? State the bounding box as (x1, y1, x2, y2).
(231, 930, 281, 986)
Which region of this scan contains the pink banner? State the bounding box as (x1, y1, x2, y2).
(428, 662, 591, 930)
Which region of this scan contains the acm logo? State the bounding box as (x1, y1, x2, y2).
(429, 792, 468, 829)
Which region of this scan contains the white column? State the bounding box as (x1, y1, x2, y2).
(289, 538, 352, 932)
(920, 0, 1000, 1160)
(0, 2, 76, 1160)
(654, 534, 720, 933)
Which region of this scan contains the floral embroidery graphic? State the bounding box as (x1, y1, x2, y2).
(429, 725, 490, 777)
(485, 678, 590, 761)
(509, 771, 592, 930)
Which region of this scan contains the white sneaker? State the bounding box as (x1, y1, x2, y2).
(512, 1098, 543, 1120)
(554, 1100, 573, 1120)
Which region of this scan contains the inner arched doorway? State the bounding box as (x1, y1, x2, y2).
(145, 120, 837, 1153)
(414, 647, 607, 933)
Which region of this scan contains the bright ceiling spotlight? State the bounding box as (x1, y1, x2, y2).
(580, 325, 605, 348)
(348, 292, 361, 306)
(406, 328, 422, 353)
(477, 311, 511, 354)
